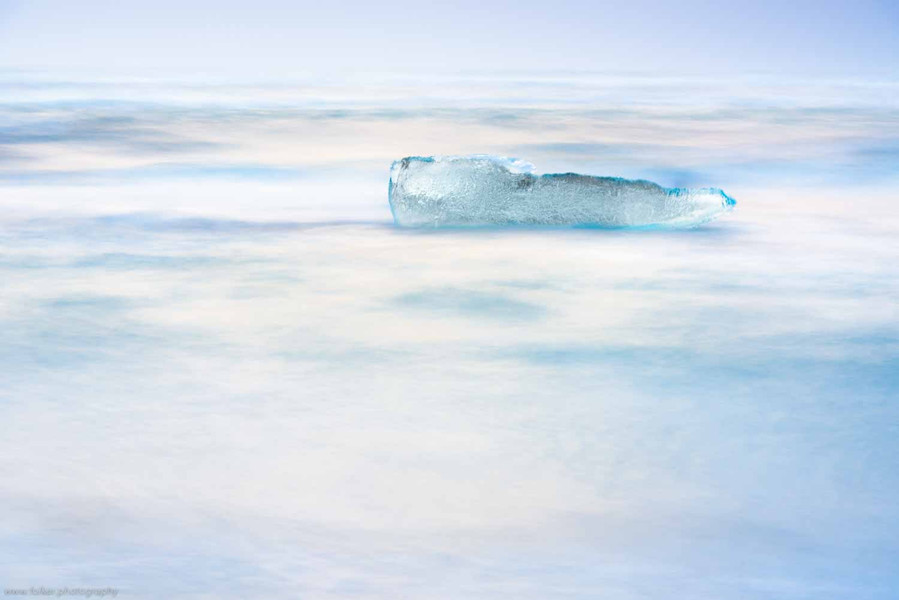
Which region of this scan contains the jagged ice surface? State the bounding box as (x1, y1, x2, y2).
(389, 156, 736, 228)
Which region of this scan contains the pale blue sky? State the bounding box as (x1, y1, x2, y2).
(0, 0, 897, 77)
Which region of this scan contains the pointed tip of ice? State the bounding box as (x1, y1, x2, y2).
(720, 190, 737, 208)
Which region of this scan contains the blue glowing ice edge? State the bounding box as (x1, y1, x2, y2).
(389, 155, 735, 228)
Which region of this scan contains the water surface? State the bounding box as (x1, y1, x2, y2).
(1, 73, 897, 599)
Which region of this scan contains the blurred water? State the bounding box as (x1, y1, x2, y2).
(1, 73, 898, 599)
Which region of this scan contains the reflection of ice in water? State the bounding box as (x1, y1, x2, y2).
(0, 75, 898, 599)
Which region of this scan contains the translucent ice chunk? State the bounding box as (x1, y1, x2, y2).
(388, 155, 736, 228)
